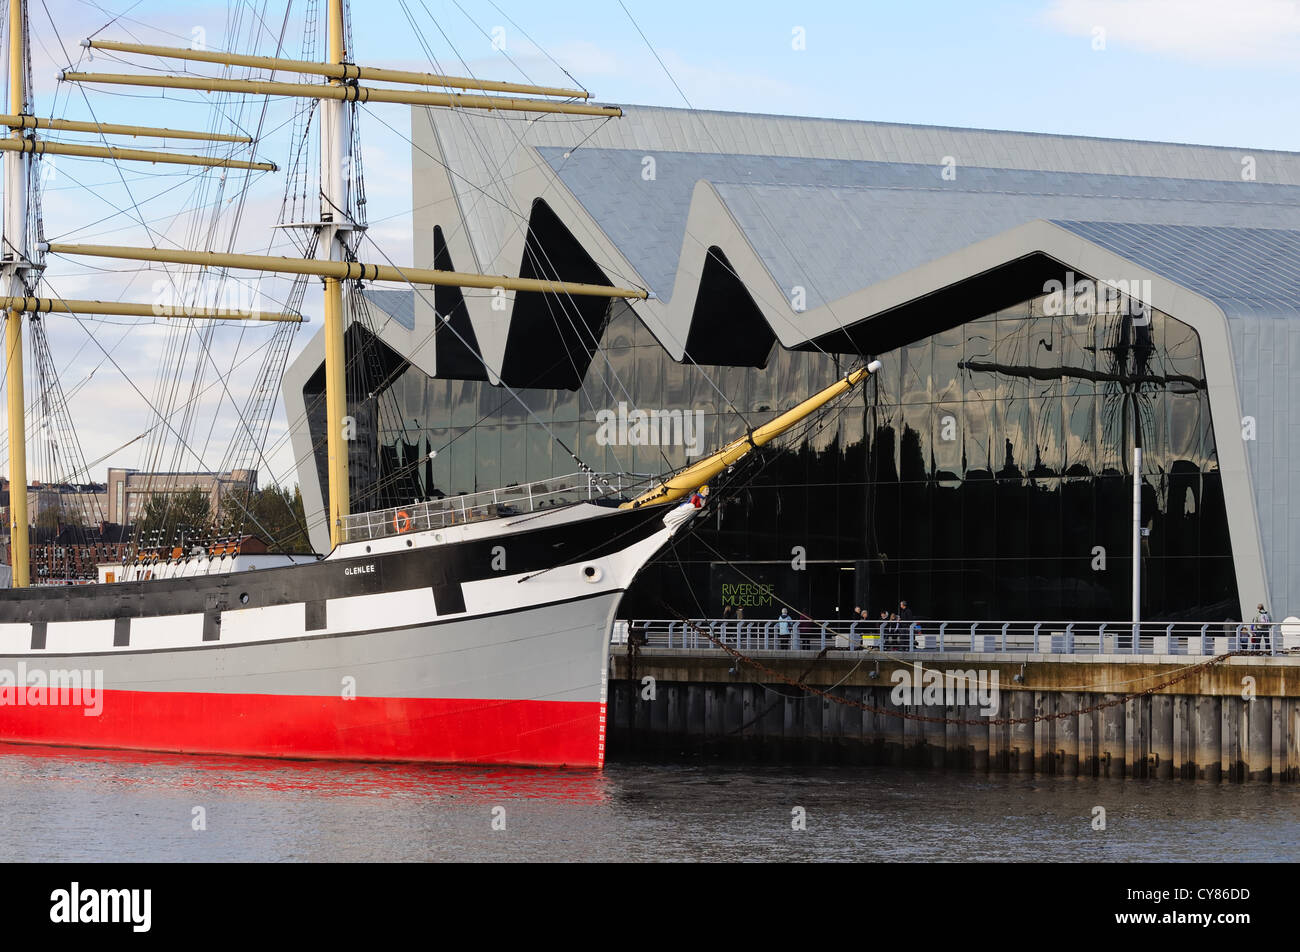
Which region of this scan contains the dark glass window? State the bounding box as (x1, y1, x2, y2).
(311, 289, 1241, 622)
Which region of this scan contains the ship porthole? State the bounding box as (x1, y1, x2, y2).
(406, 539, 413, 548)
(239, 592, 249, 604)
(582, 565, 602, 583)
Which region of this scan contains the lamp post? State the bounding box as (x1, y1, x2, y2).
(1128, 298, 1151, 649)
(1132, 445, 1141, 644)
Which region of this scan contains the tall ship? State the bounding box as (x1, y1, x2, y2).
(0, 0, 876, 767)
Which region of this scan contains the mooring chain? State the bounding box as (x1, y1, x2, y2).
(669, 616, 1238, 727)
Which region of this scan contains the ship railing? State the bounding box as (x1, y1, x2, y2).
(340, 472, 655, 543)
(621, 618, 1298, 658)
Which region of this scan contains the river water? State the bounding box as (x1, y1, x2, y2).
(1, 743, 1295, 862)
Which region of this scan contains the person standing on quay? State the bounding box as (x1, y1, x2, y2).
(854, 605, 881, 650)
(1252, 603, 1273, 651)
(899, 600, 916, 648)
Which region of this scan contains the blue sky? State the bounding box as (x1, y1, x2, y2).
(36, 0, 1300, 147)
(353, 0, 1300, 149)
(10, 0, 1300, 491)
(472, 0, 1300, 151)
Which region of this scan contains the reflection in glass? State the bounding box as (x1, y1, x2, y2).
(328, 290, 1239, 622)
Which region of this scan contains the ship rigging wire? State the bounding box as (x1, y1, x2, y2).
(0, 297, 303, 493)
(5, 0, 319, 557)
(106, 0, 300, 550)
(8, 0, 624, 556)
(214, 0, 869, 545)
(514, 378, 867, 583)
(8, 5, 354, 555)
(616, 0, 873, 368)
(379, 1, 725, 478)
(37, 283, 301, 554)
(11, 0, 880, 567)
(357, 11, 850, 455)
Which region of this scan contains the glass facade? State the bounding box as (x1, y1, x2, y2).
(315, 290, 1240, 623)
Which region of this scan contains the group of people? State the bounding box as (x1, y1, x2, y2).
(850, 601, 917, 650)
(718, 600, 918, 650)
(854, 601, 913, 629)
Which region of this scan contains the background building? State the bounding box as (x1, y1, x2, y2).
(37, 484, 109, 528)
(105, 468, 257, 526)
(1, 479, 108, 528)
(284, 105, 1300, 622)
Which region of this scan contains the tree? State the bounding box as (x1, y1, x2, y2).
(217, 483, 312, 553)
(35, 503, 65, 532)
(137, 487, 213, 545)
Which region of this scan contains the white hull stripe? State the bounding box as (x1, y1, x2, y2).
(4, 520, 675, 656)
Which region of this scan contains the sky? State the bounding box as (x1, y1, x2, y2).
(7, 0, 1300, 498)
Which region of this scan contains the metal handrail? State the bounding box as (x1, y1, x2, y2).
(339, 471, 655, 542)
(622, 618, 1296, 657)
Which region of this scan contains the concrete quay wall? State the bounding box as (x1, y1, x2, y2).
(607, 648, 1300, 781)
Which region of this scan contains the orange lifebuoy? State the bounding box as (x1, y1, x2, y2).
(394, 510, 412, 533)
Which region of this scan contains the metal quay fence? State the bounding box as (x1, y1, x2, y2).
(616, 618, 1297, 658)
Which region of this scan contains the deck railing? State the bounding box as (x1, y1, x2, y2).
(340, 472, 654, 543)
(620, 618, 1297, 657)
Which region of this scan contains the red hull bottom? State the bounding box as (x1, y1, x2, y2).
(0, 690, 606, 768)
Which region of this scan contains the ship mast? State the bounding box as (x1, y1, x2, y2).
(39, 9, 647, 556)
(321, 0, 351, 548)
(4, 0, 30, 587)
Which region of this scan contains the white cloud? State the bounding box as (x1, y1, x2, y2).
(1045, 0, 1300, 64)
